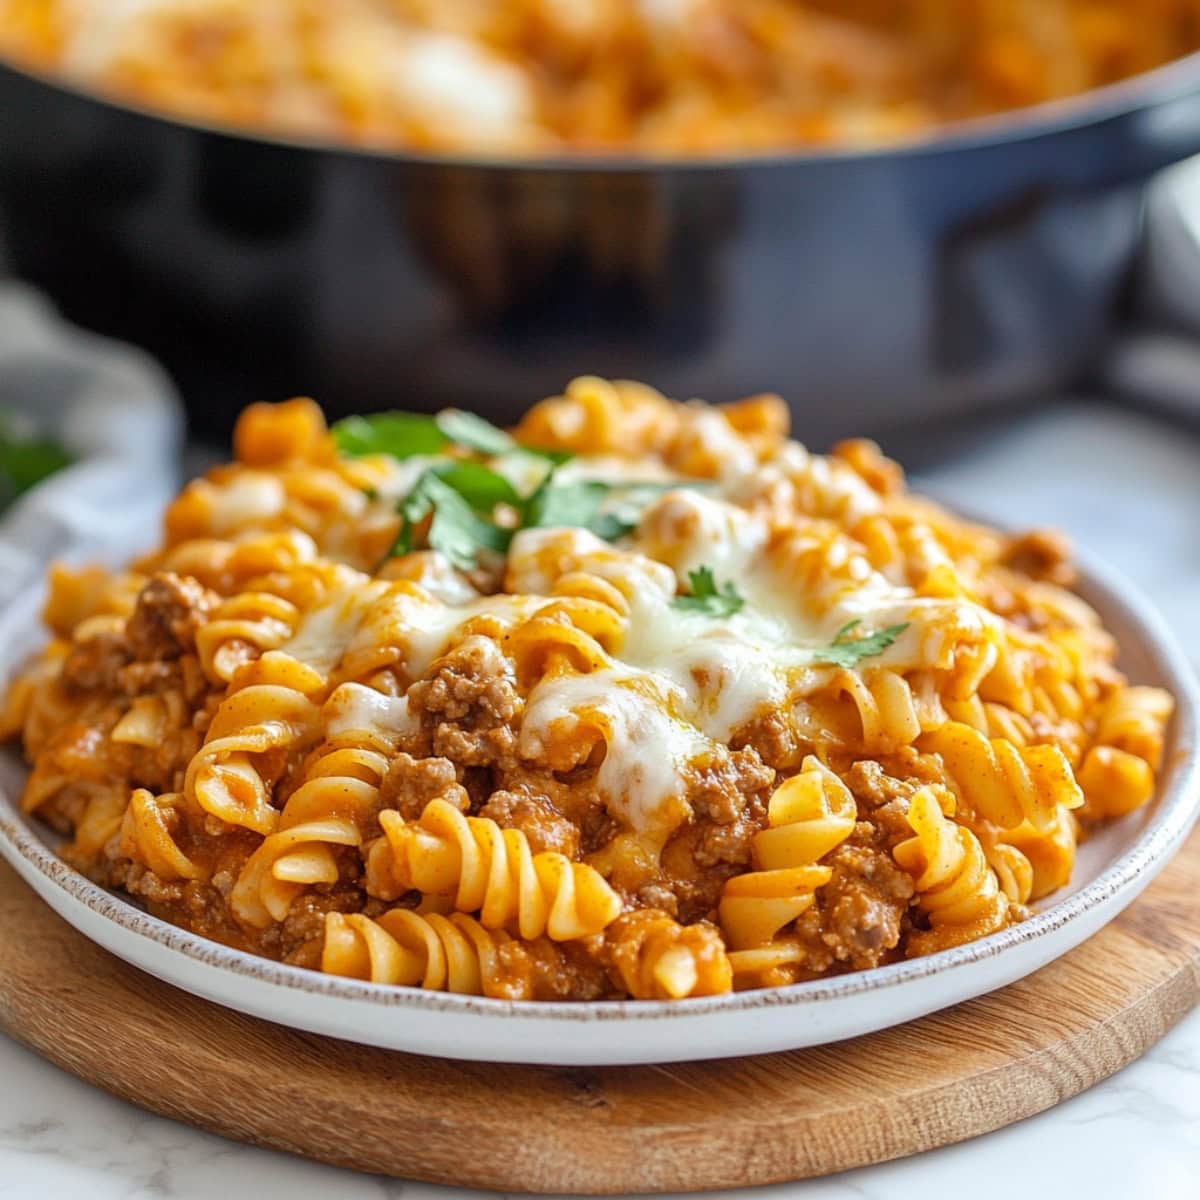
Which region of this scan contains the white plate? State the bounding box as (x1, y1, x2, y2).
(1, 547, 1197, 1066)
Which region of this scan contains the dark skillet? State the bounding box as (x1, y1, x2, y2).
(3, 54, 1200, 443)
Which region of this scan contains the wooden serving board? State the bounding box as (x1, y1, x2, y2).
(2, 829, 1199, 1196)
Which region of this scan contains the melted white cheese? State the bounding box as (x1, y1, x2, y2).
(520, 669, 709, 836)
(514, 486, 994, 834)
(279, 582, 384, 678)
(619, 603, 807, 742)
(390, 32, 534, 140)
(277, 448, 989, 839)
(284, 577, 542, 684)
(396, 594, 543, 679)
(637, 488, 765, 582)
(201, 472, 287, 536)
(325, 683, 416, 741)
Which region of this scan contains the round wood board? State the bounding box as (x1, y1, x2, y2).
(2, 830, 1199, 1196)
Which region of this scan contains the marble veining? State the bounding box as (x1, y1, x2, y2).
(2, 400, 1199, 1197)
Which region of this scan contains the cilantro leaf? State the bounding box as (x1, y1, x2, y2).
(525, 476, 696, 542)
(332, 412, 448, 459)
(359, 405, 710, 568)
(391, 471, 512, 569)
(519, 445, 576, 465)
(435, 409, 576, 465)
(672, 566, 746, 617)
(525, 475, 609, 531)
(586, 511, 640, 541)
(815, 620, 909, 668)
(432, 461, 522, 510)
(335, 407, 572, 468)
(435, 409, 515, 457)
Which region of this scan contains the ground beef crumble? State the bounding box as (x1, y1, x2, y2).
(62, 573, 218, 697)
(641, 747, 776, 923)
(791, 836, 915, 974)
(404, 635, 521, 768)
(477, 785, 581, 857)
(378, 751, 470, 820)
(125, 573, 219, 660)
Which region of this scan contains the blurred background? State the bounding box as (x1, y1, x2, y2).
(3, 0, 1200, 455)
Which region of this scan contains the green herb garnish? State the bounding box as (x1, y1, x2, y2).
(0, 418, 73, 513)
(815, 620, 909, 668)
(332, 412, 449, 459)
(524, 473, 607, 532)
(672, 566, 746, 618)
(343, 406, 711, 567)
(431, 461, 523, 510)
(434, 409, 516, 458)
(391, 470, 513, 569)
(334, 407, 569, 464)
(525, 475, 688, 542)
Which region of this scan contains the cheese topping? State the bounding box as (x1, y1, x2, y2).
(516, 486, 998, 834)
(324, 682, 416, 742)
(520, 670, 709, 837)
(272, 448, 994, 840)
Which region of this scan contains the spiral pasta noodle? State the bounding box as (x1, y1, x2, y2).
(513, 376, 683, 461)
(824, 667, 923, 753)
(323, 910, 496, 994)
(998, 806, 1079, 902)
(505, 595, 624, 686)
(722, 757, 856, 984)
(185, 677, 319, 835)
(920, 721, 1083, 831)
(894, 787, 1011, 954)
(120, 789, 207, 883)
(604, 911, 733, 1000)
(1093, 687, 1174, 769)
(195, 592, 301, 683)
(983, 842, 1035, 906)
(366, 798, 623, 941)
(229, 816, 358, 927)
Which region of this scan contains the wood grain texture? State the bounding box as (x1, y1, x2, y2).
(2, 830, 1199, 1195)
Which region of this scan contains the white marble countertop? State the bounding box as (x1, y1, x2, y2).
(2, 400, 1198, 1200)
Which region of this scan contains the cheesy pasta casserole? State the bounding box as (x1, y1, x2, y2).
(1, 379, 1174, 1001)
(2, 1, 1200, 153)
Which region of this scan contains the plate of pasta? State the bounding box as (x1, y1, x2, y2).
(0, 378, 1196, 1066)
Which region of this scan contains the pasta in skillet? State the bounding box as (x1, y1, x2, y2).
(5, 1, 1200, 154)
(1, 378, 1174, 1000)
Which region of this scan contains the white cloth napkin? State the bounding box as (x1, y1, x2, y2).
(0, 282, 183, 610)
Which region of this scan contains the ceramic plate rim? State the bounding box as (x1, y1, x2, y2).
(0, 539, 1197, 1028)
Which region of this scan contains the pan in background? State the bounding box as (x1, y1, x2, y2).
(4, 55, 1200, 444)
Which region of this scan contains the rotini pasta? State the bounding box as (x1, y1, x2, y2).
(722, 758, 855, 987)
(1, 378, 1174, 1000)
(120, 789, 207, 883)
(603, 910, 733, 1000)
(920, 722, 1083, 831)
(366, 799, 622, 941)
(894, 788, 1011, 953)
(323, 911, 533, 999)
